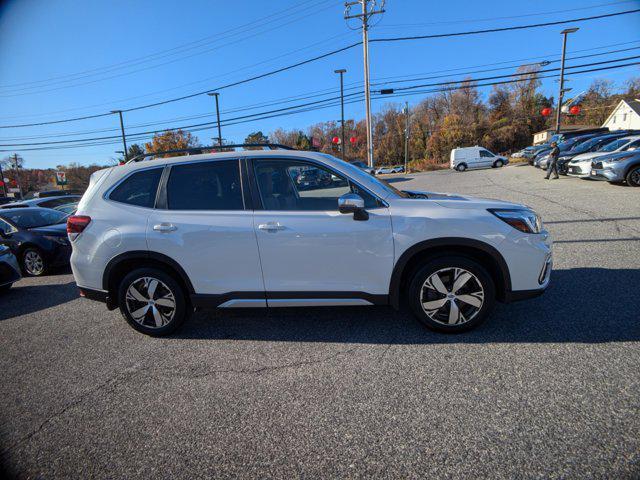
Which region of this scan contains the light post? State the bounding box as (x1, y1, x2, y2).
(334, 69, 347, 159)
(555, 27, 579, 134)
(208, 92, 222, 147)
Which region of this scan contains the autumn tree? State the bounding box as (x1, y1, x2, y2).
(145, 129, 200, 157)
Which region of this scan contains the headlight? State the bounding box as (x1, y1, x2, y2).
(43, 235, 68, 245)
(606, 154, 634, 163)
(489, 209, 542, 234)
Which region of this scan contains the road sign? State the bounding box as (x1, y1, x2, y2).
(55, 171, 67, 186)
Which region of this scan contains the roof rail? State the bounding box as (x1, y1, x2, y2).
(127, 143, 295, 163)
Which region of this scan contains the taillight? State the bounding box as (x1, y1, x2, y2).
(67, 215, 91, 234)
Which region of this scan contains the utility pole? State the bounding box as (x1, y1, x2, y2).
(403, 101, 410, 173)
(111, 110, 129, 162)
(208, 92, 223, 147)
(345, 0, 385, 169)
(335, 69, 347, 160)
(555, 27, 579, 134)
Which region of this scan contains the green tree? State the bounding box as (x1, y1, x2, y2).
(244, 131, 269, 148)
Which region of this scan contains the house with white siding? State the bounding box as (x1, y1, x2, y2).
(602, 99, 640, 131)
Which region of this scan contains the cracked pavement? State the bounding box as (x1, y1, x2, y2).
(1, 164, 639, 479)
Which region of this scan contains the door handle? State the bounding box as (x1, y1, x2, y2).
(258, 223, 285, 232)
(153, 223, 177, 232)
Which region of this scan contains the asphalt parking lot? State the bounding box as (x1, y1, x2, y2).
(1, 164, 639, 479)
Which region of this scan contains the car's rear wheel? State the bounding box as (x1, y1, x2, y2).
(456, 163, 467, 172)
(22, 248, 47, 276)
(408, 257, 496, 333)
(625, 165, 640, 187)
(118, 268, 188, 336)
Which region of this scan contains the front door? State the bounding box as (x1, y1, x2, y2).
(250, 158, 394, 301)
(146, 159, 265, 299)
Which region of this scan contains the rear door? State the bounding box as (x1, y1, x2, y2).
(147, 159, 265, 300)
(249, 157, 393, 302)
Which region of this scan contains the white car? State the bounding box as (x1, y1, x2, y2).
(567, 135, 640, 178)
(450, 147, 508, 172)
(375, 166, 395, 175)
(68, 146, 552, 336)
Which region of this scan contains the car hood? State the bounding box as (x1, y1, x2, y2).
(569, 151, 602, 163)
(403, 190, 525, 210)
(29, 223, 67, 235)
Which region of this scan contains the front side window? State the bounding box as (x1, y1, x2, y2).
(167, 160, 244, 211)
(480, 150, 494, 158)
(624, 139, 640, 151)
(254, 159, 378, 211)
(109, 168, 162, 208)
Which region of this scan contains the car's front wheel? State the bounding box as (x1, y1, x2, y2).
(493, 160, 504, 168)
(626, 165, 640, 187)
(22, 247, 47, 276)
(408, 257, 496, 333)
(118, 268, 188, 336)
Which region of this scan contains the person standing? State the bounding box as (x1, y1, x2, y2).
(545, 141, 560, 180)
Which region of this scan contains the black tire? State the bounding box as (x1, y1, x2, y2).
(408, 256, 496, 333)
(456, 163, 467, 172)
(493, 160, 504, 168)
(21, 247, 47, 276)
(118, 267, 188, 336)
(625, 165, 640, 187)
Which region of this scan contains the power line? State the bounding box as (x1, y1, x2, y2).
(2, 8, 637, 129)
(2, 58, 637, 151)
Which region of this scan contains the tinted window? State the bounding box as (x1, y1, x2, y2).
(0, 219, 15, 234)
(110, 168, 162, 208)
(0, 209, 67, 228)
(623, 139, 640, 151)
(167, 160, 244, 211)
(480, 150, 494, 158)
(39, 197, 77, 209)
(254, 160, 378, 211)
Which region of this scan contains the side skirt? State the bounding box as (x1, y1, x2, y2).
(190, 292, 389, 309)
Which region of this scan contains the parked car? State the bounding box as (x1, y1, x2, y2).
(1, 194, 81, 210)
(68, 147, 552, 337)
(0, 208, 71, 276)
(522, 145, 552, 165)
(350, 161, 375, 175)
(391, 165, 405, 173)
(30, 189, 83, 198)
(52, 202, 79, 215)
(0, 197, 15, 206)
(0, 244, 21, 292)
(534, 134, 602, 168)
(567, 135, 640, 178)
(450, 147, 508, 172)
(555, 133, 638, 175)
(590, 150, 640, 186)
(375, 166, 395, 175)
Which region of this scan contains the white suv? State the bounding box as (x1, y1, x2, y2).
(68, 145, 552, 336)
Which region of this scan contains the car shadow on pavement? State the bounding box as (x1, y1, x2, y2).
(176, 268, 640, 345)
(0, 281, 78, 321)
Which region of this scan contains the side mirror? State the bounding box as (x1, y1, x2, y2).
(338, 193, 368, 221)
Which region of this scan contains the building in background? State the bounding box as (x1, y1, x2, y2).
(532, 125, 597, 145)
(602, 99, 640, 131)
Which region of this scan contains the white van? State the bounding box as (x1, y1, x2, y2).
(450, 147, 508, 172)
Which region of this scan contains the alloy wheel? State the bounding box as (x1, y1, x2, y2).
(420, 267, 484, 325)
(125, 277, 176, 329)
(629, 167, 640, 186)
(24, 250, 44, 276)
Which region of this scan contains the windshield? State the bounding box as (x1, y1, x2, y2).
(600, 138, 629, 152)
(0, 209, 67, 228)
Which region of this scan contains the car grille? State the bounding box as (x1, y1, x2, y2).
(592, 161, 604, 170)
(569, 166, 583, 174)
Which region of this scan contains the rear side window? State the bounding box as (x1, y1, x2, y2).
(167, 160, 244, 211)
(109, 168, 162, 208)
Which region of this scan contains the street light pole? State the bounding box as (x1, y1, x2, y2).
(111, 110, 129, 162)
(335, 69, 347, 160)
(345, 0, 385, 169)
(208, 92, 223, 147)
(555, 27, 579, 134)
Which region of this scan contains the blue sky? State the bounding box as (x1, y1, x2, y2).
(0, 0, 639, 169)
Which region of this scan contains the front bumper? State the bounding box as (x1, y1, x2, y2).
(566, 165, 591, 178)
(590, 166, 624, 182)
(78, 287, 117, 310)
